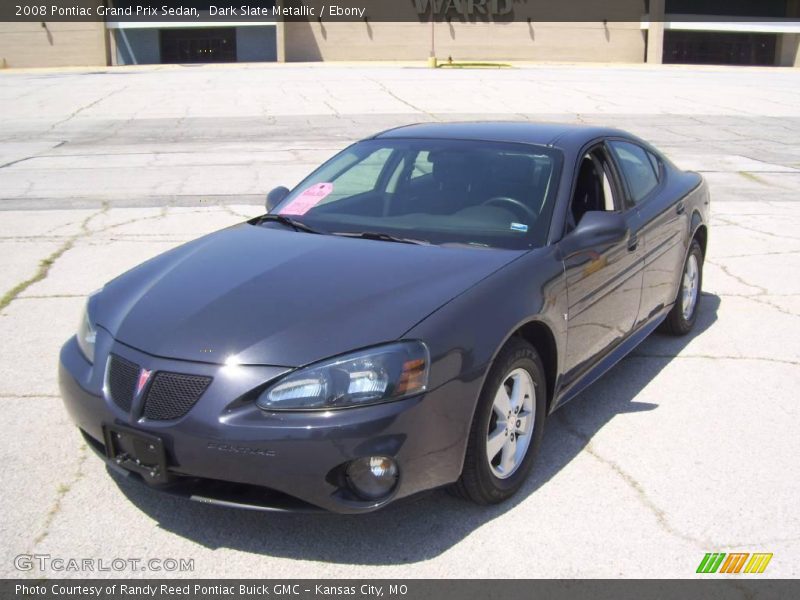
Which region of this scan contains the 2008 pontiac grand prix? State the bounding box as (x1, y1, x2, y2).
(59, 122, 710, 513)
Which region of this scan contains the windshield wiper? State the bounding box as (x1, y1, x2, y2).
(332, 231, 429, 245)
(253, 214, 321, 234)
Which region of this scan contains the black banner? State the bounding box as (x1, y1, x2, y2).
(3, 580, 800, 600)
(2, 0, 799, 23)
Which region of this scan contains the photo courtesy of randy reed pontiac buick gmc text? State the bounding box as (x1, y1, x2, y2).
(15, 584, 401, 596)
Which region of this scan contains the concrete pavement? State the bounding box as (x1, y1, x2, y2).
(0, 63, 798, 579)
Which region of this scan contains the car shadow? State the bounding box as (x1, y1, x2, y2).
(113, 293, 720, 565)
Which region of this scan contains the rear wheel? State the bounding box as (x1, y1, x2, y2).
(663, 239, 704, 336)
(452, 337, 546, 504)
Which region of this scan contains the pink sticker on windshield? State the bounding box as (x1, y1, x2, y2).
(279, 183, 333, 215)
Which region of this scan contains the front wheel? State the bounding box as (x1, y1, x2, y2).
(452, 338, 546, 505)
(662, 239, 704, 336)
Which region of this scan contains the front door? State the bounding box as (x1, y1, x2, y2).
(560, 144, 644, 384)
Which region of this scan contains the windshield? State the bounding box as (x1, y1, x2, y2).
(268, 138, 562, 250)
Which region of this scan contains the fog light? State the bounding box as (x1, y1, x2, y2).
(346, 456, 398, 501)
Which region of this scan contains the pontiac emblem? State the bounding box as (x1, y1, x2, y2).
(136, 369, 153, 396)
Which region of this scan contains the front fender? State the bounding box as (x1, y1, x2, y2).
(402, 247, 568, 475)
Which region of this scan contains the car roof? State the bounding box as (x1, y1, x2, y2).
(372, 121, 630, 150)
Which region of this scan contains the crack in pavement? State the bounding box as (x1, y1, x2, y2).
(30, 444, 88, 547)
(704, 231, 800, 319)
(0, 235, 73, 241)
(46, 86, 128, 133)
(714, 215, 800, 242)
(10, 294, 85, 300)
(84, 238, 191, 246)
(705, 258, 769, 296)
(714, 250, 800, 259)
(367, 77, 439, 121)
(0, 140, 68, 171)
(221, 204, 255, 220)
(556, 411, 716, 549)
(1, 206, 243, 307)
(734, 294, 800, 320)
(557, 411, 800, 552)
(87, 206, 225, 238)
(738, 171, 770, 186)
(626, 354, 800, 367)
(322, 100, 341, 119)
(0, 202, 109, 313)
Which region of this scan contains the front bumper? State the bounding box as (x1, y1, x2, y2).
(59, 334, 471, 513)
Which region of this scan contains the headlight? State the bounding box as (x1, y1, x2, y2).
(256, 341, 429, 411)
(76, 298, 98, 364)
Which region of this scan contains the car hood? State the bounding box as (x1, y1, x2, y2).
(96, 224, 522, 367)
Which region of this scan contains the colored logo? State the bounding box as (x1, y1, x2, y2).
(136, 369, 153, 396)
(697, 553, 773, 574)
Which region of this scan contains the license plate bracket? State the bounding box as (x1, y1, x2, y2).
(103, 424, 170, 484)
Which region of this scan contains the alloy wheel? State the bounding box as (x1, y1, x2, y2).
(682, 253, 700, 320)
(486, 368, 535, 479)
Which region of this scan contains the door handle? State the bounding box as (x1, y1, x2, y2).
(676, 202, 686, 215)
(627, 234, 638, 252)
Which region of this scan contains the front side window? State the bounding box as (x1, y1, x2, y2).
(568, 147, 620, 231)
(608, 140, 660, 204)
(269, 139, 562, 250)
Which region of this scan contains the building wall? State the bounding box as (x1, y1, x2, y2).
(282, 21, 646, 63)
(0, 21, 107, 68)
(777, 34, 800, 67)
(783, 0, 800, 66)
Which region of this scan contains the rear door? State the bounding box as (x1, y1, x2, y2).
(607, 139, 687, 326)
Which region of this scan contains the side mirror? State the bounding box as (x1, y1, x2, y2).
(561, 211, 629, 257)
(266, 186, 290, 213)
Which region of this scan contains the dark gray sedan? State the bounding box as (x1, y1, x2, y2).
(59, 122, 710, 513)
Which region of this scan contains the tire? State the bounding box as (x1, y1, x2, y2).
(662, 239, 704, 336)
(452, 337, 546, 505)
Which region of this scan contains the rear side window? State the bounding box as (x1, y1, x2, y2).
(608, 140, 660, 204)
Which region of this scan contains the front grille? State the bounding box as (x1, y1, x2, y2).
(107, 354, 139, 412)
(143, 372, 212, 421)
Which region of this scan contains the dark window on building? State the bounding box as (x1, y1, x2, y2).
(160, 28, 237, 64)
(665, 0, 787, 18)
(664, 31, 777, 66)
